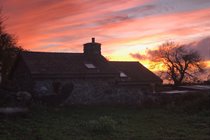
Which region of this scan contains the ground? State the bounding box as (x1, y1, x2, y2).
(0, 106, 209, 140)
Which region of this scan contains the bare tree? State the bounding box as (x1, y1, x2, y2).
(148, 42, 205, 86)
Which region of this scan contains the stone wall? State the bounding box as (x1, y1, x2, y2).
(33, 78, 146, 106)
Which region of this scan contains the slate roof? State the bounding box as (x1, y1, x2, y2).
(110, 61, 163, 84)
(14, 51, 162, 84)
(19, 52, 118, 78)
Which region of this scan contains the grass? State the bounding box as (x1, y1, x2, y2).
(0, 106, 209, 140)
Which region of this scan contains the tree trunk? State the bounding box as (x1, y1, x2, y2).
(174, 80, 181, 87)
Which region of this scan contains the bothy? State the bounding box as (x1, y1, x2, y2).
(10, 38, 162, 105)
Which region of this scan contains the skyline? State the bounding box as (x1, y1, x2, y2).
(1, 0, 210, 67)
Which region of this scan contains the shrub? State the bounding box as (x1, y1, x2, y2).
(16, 91, 32, 102)
(83, 116, 117, 134)
(162, 92, 210, 113)
(178, 93, 210, 112)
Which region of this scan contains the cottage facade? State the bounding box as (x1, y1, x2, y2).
(10, 38, 162, 105)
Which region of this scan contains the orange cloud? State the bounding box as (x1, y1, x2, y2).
(1, 0, 210, 65)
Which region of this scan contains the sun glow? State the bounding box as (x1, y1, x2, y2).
(206, 61, 210, 67)
(107, 54, 166, 72)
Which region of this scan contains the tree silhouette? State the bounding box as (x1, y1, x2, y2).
(149, 42, 205, 86)
(0, 9, 23, 84)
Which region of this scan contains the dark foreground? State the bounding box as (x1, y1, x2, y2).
(0, 105, 209, 140)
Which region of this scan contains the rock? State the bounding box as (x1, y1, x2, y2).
(0, 107, 28, 115)
(16, 91, 32, 106)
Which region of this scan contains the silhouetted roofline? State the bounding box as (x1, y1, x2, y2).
(20, 51, 82, 55)
(110, 61, 163, 84)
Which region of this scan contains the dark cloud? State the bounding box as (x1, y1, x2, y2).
(130, 37, 210, 61)
(96, 15, 130, 26)
(129, 53, 147, 60)
(40, 35, 76, 43)
(187, 37, 210, 60)
(117, 4, 156, 18)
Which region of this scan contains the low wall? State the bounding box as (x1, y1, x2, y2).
(32, 79, 147, 106)
(66, 85, 145, 106)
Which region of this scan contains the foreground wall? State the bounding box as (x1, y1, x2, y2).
(33, 78, 148, 106)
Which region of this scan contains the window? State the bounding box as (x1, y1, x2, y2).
(120, 72, 127, 78)
(85, 63, 96, 69)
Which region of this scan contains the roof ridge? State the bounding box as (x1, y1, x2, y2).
(110, 61, 139, 63)
(21, 51, 82, 54)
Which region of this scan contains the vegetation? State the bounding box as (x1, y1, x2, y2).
(82, 115, 117, 134)
(0, 92, 209, 140)
(0, 9, 23, 84)
(149, 42, 205, 86)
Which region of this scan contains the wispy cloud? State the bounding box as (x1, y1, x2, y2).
(129, 37, 210, 69)
(0, 0, 210, 60)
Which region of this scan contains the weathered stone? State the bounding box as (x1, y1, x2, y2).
(16, 91, 32, 106)
(30, 79, 146, 106)
(0, 107, 28, 115)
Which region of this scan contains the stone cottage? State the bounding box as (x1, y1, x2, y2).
(10, 38, 162, 105)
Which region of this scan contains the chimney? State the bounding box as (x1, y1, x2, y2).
(83, 38, 101, 55)
(92, 37, 95, 43)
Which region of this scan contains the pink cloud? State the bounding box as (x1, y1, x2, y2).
(0, 0, 210, 57)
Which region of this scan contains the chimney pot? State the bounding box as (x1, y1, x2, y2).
(92, 38, 95, 43)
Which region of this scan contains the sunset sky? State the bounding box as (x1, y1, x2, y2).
(1, 0, 210, 67)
